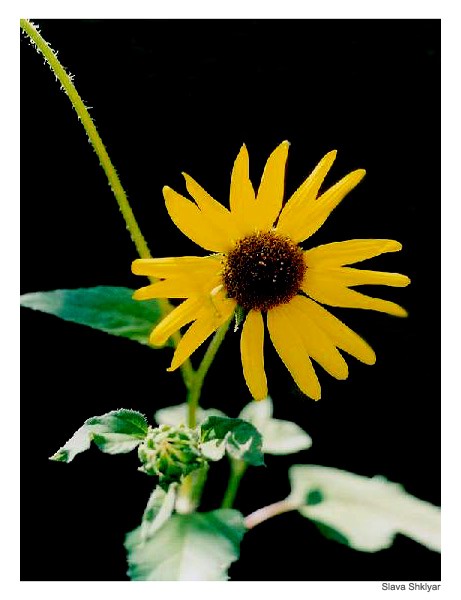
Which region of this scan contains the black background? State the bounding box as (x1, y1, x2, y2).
(21, 19, 440, 581)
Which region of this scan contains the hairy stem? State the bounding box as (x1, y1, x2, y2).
(221, 460, 247, 509)
(187, 317, 232, 428)
(244, 499, 298, 530)
(20, 19, 151, 262)
(20, 19, 195, 387)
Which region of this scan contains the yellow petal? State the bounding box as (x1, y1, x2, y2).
(302, 270, 408, 317)
(149, 297, 204, 346)
(288, 296, 349, 380)
(229, 144, 257, 232)
(133, 270, 220, 299)
(132, 281, 188, 300)
(267, 304, 321, 400)
(291, 297, 376, 365)
(277, 149, 337, 230)
(182, 172, 245, 241)
(163, 186, 232, 252)
(254, 141, 290, 230)
(240, 310, 268, 400)
(316, 267, 411, 288)
(168, 298, 236, 371)
(132, 255, 222, 278)
(279, 169, 366, 243)
(304, 239, 403, 267)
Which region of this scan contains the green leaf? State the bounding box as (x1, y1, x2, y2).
(140, 484, 177, 542)
(200, 416, 264, 466)
(20, 287, 163, 345)
(289, 465, 441, 553)
(262, 420, 312, 455)
(155, 403, 226, 427)
(50, 409, 148, 462)
(49, 425, 91, 463)
(125, 509, 246, 581)
(239, 397, 312, 455)
(199, 439, 227, 461)
(314, 522, 350, 546)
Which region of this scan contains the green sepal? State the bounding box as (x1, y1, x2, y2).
(137, 424, 205, 488)
(288, 465, 441, 553)
(50, 409, 148, 462)
(200, 416, 264, 466)
(125, 509, 246, 580)
(20, 286, 164, 346)
(233, 305, 246, 332)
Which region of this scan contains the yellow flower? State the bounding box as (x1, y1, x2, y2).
(132, 142, 410, 401)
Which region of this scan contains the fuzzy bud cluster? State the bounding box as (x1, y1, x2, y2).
(138, 424, 205, 487)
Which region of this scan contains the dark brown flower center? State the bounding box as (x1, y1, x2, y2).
(222, 231, 306, 312)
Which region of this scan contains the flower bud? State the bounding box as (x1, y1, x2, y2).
(138, 424, 205, 487)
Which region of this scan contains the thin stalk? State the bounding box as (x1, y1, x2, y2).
(244, 499, 298, 530)
(20, 19, 195, 387)
(221, 460, 247, 509)
(175, 464, 209, 515)
(187, 317, 232, 428)
(20, 19, 151, 262)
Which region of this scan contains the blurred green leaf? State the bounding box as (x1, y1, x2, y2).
(50, 409, 148, 462)
(199, 439, 227, 461)
(20, 286, 163, 345)
(238, 397, 272, 432)
(125, 509, 246, 580)
(289, 465, 441, 553)
(140, 484, 177, 542)
(239, 397, 312, 455)
(200, 416, 264, 466)
(155, 403, 226, 427)
(262, 420, 312, 455)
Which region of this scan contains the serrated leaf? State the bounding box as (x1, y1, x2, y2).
(125, 509, 246, 580)
(140, 484, 177, 542)
(91, 432, 143, 455)
(85, 409, 148, 436)
(155, 403, 226, 427)
(49, 425, 91, 462)
(238, 397, 312, 455)
(50, 409, 148, 462)
(200, 417, 264, 466)
(20, 287, 163, 345)
(289, 465, 441, 553)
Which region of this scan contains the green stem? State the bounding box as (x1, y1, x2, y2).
(221, 460, 248, 509)
(20, 19, 195, 388)
(176, 464, 209, 515)
(177, 346, 195, 391)
(187, 317, 232, 428)
(20, 19, 151, 262)
(244, 499, 298, 529)
(178, 317, 232, 510)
